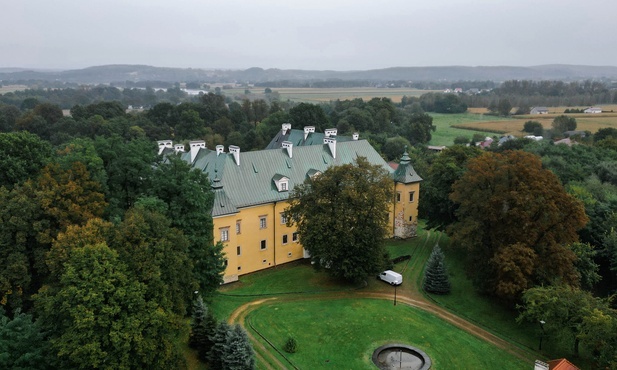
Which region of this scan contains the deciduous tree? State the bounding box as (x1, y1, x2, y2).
(449, 151, 588, 300)
(285, 157, 393, 283)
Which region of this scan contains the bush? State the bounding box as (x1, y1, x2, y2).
(284, 337, 298, 353)
(391, 255, 411, 264)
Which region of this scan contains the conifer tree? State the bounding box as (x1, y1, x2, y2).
(189, 295, 218, 362)
(222, 324, 255, 370)
(208, 321, 232, 369)
(423, 244, 451, 294)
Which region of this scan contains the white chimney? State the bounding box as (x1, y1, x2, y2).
(229, 145, 240, 166)
(157, 140, 173, 155)
(189, 140, 206, 162)
(174, 144, 185, 153)
(324, 128, 337, 138)
(324, 137, 336, 158)
(216, 145, 225, 156)
(303, 126, 315, 140)
(282, 141, 293, 158)
(352, 132, 359, 141)
(282, 123, 292, 135)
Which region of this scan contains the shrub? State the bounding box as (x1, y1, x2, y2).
(284, 337, 298, 353)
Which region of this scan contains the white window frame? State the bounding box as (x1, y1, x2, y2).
(220, 228, 229, 242)
(260, 240, 267, 250)
(259, 216, 267, 229)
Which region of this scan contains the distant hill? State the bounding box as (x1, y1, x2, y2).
(2, 64, 617, 84)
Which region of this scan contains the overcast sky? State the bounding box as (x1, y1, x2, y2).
(2, 0, 615, 71)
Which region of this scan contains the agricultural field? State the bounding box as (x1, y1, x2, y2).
(0, 84, 27, 93)
(451, 112, 617, 137)
(223, 87, 436, 104)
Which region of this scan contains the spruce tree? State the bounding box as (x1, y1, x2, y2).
(208, 321, 232, 369)
(423, 244, 451, 294)
(222, 324, 256, 370)
(189, 296, 206, 349)
(189, 295, 218, 362)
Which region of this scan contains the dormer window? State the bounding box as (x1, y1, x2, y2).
(306, 169, 322, 180)
(272, 174, 290, 192)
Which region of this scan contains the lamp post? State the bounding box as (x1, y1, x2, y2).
(538, 320, 546, 351)
(394, 284, 397, 306)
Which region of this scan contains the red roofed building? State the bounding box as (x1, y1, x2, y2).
(547, 358, 579, 370)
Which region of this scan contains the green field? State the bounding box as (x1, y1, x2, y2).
(248, 298, 530, 369)
(429, 113, 506, 147)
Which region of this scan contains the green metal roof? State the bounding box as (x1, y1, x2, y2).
(393, 149, 423, 184)
(187, 140, 396, 217)
(266, 129, 354, 149)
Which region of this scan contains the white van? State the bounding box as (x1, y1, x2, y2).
(378, 270, 403, 286)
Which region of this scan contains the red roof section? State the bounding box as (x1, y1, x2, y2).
(548, 358, 579, 370)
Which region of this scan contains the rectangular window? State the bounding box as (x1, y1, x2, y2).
(220, 228, 229, 242)
(236, 220, 241, 234)
(409, 191, 415, 202)
(237, 246, 241, 256)
(409, 216, 413, 222)
(224, 259, 228, 267)
(281, 182, 287, 191)
(280, 213, 287, 224)
(282, 234, 288, 245)
(396, 192, 401, 202)
(292, 232, 299, 242)
(260, 240, 267, 250)
(259, 216, 267, 229)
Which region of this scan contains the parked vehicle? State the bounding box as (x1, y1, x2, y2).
(378, 270, 403, 286)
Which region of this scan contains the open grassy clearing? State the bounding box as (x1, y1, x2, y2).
(428, 113, 506, 146)
(247, 298, 530, 369)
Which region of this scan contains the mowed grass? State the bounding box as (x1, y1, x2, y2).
(429, 113, 506, 146)
(211, 261, 359, 321)
(247, 298, 531, 370)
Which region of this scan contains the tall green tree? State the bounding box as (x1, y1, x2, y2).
(222, 325, 255, 370)
(0, 308, 50, 370)
(423, 244, 451, 294)
(285, 157, 393, 283)
(449, 151, 588, 300)
(517, 285, 610, 355)
(401, 112, 435, 145)
(150, 155, 225, 295)
(552, 115, 577, 133)
(0, 131, 52, 188)
(420, 145, 482, 231)
(113, 201, 196, 315)
(289, 103, 329, 132)
(36, 243, 186, 370)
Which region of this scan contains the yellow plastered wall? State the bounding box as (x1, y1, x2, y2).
(214, 201, 305, 283)
(391, 182, 420, 238)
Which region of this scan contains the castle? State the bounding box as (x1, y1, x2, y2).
(158, 125, 421, 283)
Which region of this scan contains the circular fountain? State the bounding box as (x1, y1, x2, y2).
(372, 343, 431, 370)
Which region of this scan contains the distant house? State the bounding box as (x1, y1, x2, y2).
(524, 135, 543, 141)
(498, 135, 516, 146)
(554, 137, 574, 146)
(584, 107, 602, 114)
(444, 88, 452, 93)
(454, 88, 463, 93)
(427, 145, 446, 152)
(564, 130, 587, 138)
(530, 107, 549, 115)
(477, 137, 494, 149)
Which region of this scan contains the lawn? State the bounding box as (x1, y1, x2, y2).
(429, 113, 506, 146)
(247, 298, 531, 369)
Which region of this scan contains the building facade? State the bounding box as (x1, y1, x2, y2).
(159, 126, 422, 283)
